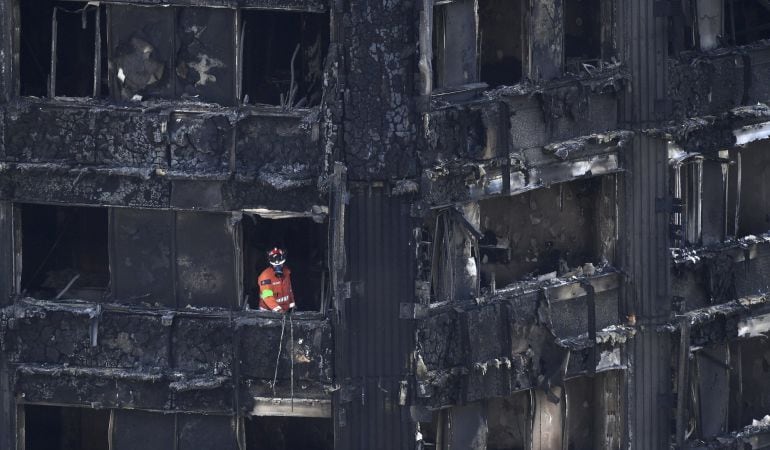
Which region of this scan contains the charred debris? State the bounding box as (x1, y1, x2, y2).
(0, 0, 770, 449)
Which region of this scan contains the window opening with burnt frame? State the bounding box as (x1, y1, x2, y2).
(242, 214, 329, 313)
(19, 2, 330, 106)
(23, 404, 110, 450)
(19, 0, 107, 98)
(736, 141, 770, 237)
(20, 204, 109, 301)
(240, 10, 329, 107)
(670, 148, 738, 247)
(431, 0, 525, 90)
(564, 0, 602, 74)
(671, 156, 704, 247)
(477, 176, 617, 291)
(479, 0, 525, 87)
(725, 0, 770, 45)
(419, 208, 481, 304)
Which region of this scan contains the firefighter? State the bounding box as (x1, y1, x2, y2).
(258, 247, 296, 313)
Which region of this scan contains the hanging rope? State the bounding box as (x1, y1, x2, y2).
(290, 311, 295, 411)
(271, 313, 287, 397)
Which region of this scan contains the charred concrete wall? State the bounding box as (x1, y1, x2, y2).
(3, 0, 770, 447)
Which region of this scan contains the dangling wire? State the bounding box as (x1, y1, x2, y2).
(271, 313, 287, 397)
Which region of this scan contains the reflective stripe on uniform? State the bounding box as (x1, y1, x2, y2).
(261, 289, 274, 299)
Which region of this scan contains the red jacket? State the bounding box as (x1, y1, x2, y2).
(258, 267, 295, 313)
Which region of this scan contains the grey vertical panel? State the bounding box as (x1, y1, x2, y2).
(175, 212, 237, 308)
(622, 135, 672, 450)
(336, 186, 416, 450)
(0, 202, 13, 306)
(617, 0, 671, 443)
(111, 410, 175, 450)
(111, 208, 175, 305)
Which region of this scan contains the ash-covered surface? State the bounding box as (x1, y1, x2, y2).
(0, 99, 325, 212)
(0, 299, 333, 413)
(668, 42, 770, 120)
(340, 0, 418, 180)
(414, 270, 628, 407)
(672, 235, 770, 309)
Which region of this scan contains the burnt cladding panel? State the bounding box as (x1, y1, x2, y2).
(340, 187, 415, 450)
(175, 212, 237, 308)
(111, 410, 175, 450)
(111, 208, 175, 305)
(177, 414, 236, 450)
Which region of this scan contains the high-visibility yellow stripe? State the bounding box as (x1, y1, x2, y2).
(260, 289, 274, 299)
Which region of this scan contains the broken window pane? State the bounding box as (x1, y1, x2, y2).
(244, 416, 333, 450)
(108, 5, 175, 101)
(487, 391, 530, 450)
(175, 8, 236, 104)
(479, 0, 524, 87)
(432, 0, 478, 89)
(175, 212, 237, 308)
(25, 404, 110, 450)
(242, 214, 328, 312)
(564, 0, 602, 73)
(737, 141, 770, 237)
(20, 204, 109, 301)
(109, 6, 237, 104)
(111, 410, 175, 450)
(241, 10, 329, 107)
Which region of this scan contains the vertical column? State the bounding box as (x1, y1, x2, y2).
(0, 201, 15, 450)
(617, 0, 672, 444)
(622, 134, 672, 450)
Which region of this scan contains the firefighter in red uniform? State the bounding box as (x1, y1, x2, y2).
(258, 247, 296, 313)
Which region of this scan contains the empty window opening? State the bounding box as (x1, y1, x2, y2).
(245, 416, 333, 450)
(478, 177, 617, 289)
(19, 0, 105, 97)
(422, 208, 481, 303)
(21, 204, 109, 300)
(24, 405, 110, 450)
(242, 215, 328, 312)
(241, 10, 329, 107)
(432, 0, 478, 90)
(564, 0, 602, 73)
(725, 0, 770, 45)
(479, 0, 524, 87)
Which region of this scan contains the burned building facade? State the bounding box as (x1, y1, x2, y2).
(0, 0, 769, 449)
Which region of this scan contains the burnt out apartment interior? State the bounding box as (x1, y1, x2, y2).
(2, 0, 770, 449)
